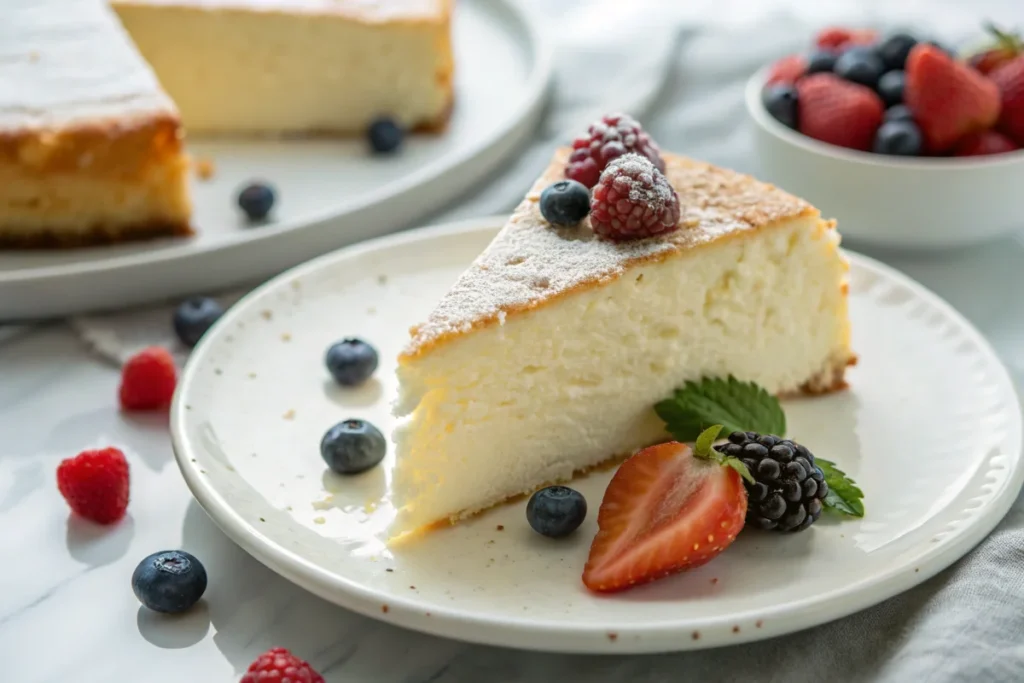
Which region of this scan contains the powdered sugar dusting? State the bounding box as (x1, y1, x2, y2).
(608, 153, 674, 208)
(402, 148, 816, 356)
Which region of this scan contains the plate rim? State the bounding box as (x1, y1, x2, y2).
(0, 0, 553, 319)
(171, 215, 1024, 654)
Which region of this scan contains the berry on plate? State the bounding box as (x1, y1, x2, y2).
(172, 296, 224, 348)
(368, 116, 404, 154)
(582, 428, 749, 593)
(242, 647, 324, 683)
(877, 70, 906, 107)
(765, 54, 807, 86)
(132, 550, 208, 613)
(720, 432, 828, 532)
(992, 55, 1024, 146)
(57, 447, 130, 524)
(904, 43, 1001, 152)
(237, 182, 276, 222)
(565, 113, 665, 189)
(321, 419, 387, 474)
(873, 120, 924, 156)
(877, 32, 918, 71)
(815, 27, 879, 52)
(539, 180, 591, 226)
(589, 153, 681, 242)
(796, 73, 884, 151)
(119, 346, 177, 411)
(953, 130, 1019, 156)
(834, 45, 886, 88)
(762, 85, 799, 129)
(526, 486, 587, 538)
(325, 338, 379, 387)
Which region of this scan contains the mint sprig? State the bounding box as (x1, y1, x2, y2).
(654, 376, 786, 442)
(692, 425, 755, 484)
(656, 376, 864, 518)
(816, 457, 865, 517)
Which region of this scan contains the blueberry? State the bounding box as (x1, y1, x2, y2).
(526, 486, 587, 538)
(237, 182, 275, 222)
(539, 180, 591, 226)
(325, 338, 378, 387)
(873, 120, 923, 156)
(368, 117, 404, 154)
(884, 104, 915, 124)
(132, 550, 207, 614)
(834, 46, 886, 88)
(806, 49, 839, 75)
(877, 33, 918, 70)
(320, 419, 386, 474)
(877, 70, 905, 107)
(761, 85, 799, 129)
(173, 297, 224, 347)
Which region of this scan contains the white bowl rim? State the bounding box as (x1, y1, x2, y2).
(745, 65, 1024, 171)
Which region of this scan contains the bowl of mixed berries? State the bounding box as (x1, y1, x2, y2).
(746, 24, 1024, 249)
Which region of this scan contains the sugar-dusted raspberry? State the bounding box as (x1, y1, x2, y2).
(241, 647, 325, 683)
(589, 154, 681, 242)
(565, 113, 666, 188)
(57, 447, 130, 524)
(119, 346, 177, 411)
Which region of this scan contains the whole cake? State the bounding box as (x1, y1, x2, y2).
(0, 0, 192, 248)
(390, 118, 854, 538)
(1, 0, 455, 248)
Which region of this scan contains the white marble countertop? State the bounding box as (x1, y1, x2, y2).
(5, 0, 1024, 681)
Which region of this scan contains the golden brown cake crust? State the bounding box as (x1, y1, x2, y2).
(400, 148, 822, 361)
(0, 220, 193, 249)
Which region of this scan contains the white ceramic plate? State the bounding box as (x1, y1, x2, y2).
(171, 216, 1023, 654)
(0, 0, 550, 322)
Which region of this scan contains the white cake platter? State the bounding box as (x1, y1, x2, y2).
(171, 215, 1023, 654)
(0, 0, 551, 321)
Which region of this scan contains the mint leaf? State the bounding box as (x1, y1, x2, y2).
(817, 457, 865, 517)
(691, 424, 755, 484)
(694, 424, 723, 457)
(655, 376, 786, 442)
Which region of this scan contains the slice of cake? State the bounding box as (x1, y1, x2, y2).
(390, 142, 854, 538)
(112, 0, 455, 136)
(0, 0, 192, 248)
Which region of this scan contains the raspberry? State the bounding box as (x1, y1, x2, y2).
(56, 447, 130, 524)
(565, 113, 665, 188)
(589, 154, 681, 242)
(119, 346, 177, 411)
(241, 647, 324, 683)
(719, 432, 828, 532)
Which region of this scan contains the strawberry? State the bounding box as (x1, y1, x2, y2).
(766, 55, 807, 86)
(57, 447, 130, 524)
(953, 130, 1019, 156)
(796, 74, 884, 151)
(905, 43, 1002, 152)
(966, 23, 1023, 75)
(582, 431, 749, 593)
(815, 27, 879, 52)
(991, 55, 1024, 146)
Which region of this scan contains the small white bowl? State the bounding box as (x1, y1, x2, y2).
(745, 67, 1024, 250)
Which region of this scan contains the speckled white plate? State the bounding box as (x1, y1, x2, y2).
(0, 0, 551, 321)
(171, 215, 1023, 654)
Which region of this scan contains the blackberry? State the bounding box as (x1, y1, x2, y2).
(725, 431, 828, 532)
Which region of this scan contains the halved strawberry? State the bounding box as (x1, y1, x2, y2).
(582, 435, 748, 593)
